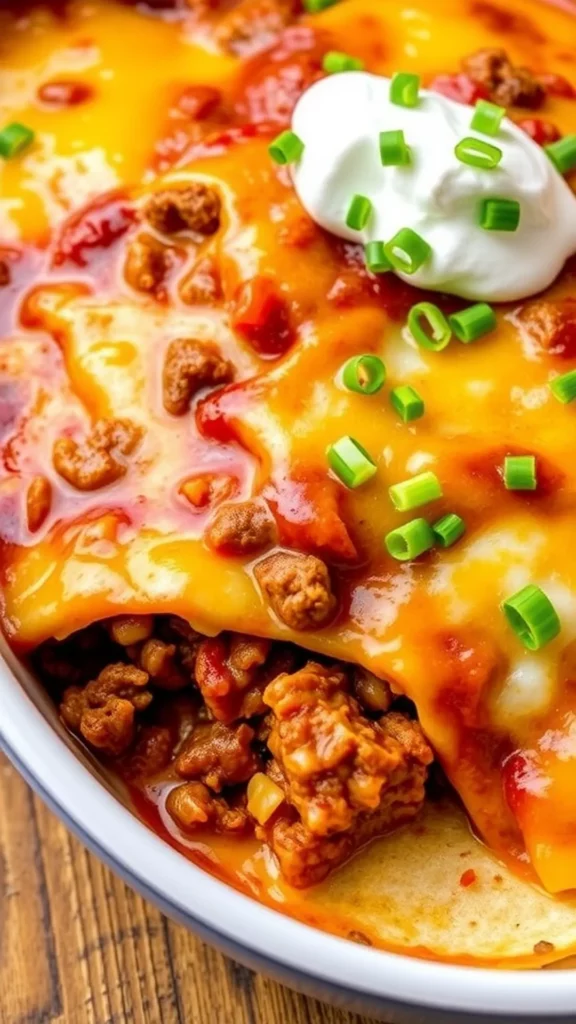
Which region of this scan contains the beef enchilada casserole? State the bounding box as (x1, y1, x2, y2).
(2, 0, 576, 966)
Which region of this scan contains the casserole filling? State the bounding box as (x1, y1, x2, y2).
(2, 0, 576, 962)
(36, 615, 433, 889)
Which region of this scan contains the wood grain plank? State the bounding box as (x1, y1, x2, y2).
(0, 753, 383, 1024)
(0, 758, 61, 1024)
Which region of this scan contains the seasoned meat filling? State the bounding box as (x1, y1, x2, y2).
(144, 184, 221, 236)
(124, 232, 175, 293)
(205, 499, 276, 555)
(166, 782, 250, 834)
(53, 418, 142, 491)
(175, 720, 261, 790)
(38, 614, 433, 889)
(254, 551, 337, 630)
(263, 663, 432, 836)
(162, 337, 233, 415)
(462, 47, 545, 108)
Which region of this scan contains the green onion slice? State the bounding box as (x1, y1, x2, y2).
(389, 72, 420, 108)
(379, 129, 410, 166)
(365, 240, 392, 273)
(549, 369, 576, 404)
(327, 436, 377, 488)
(268, 130, 304, 165)
(362, 238, 389, 272)
(408, 301, 452, 351)
(479, 197, 520, 232)
(385, 228, 431, 275)
(304, 0, 340, 10)
(501, 584, 561, 651)
(503, 455, 537, 491)
(390, 384, 424, 422)
(341, 354, 386, 394)
(389, 470, 443, 511)
(470, 99, 505, 137)
(346, 193, 372, 231)
(432, 513, 466, 548)
(455, 136, 502, 170)
(385, 518, 435, 561)
(449, 302, 497, 343)
(322, 50, 364, 73)
(545, 135, 576, 176)
(0, 122, 35, 159)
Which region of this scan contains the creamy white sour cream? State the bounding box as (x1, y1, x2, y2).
(290, 72, 576, 302)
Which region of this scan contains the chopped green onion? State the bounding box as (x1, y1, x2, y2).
(389, 470, 443, 512)
(408, 302, 452, 351)
(545, 134, 576, 175)
(448, 303, 497, 343)
(341, 354, 386, 394)
(379, 129, 410, 166)
(304, 0, 340, 10)
(390, 385, 424, 422)
(455, 136, 502, 170)
(390, 72, 420, 108)
(470, 99, 505, 137)
(385, 518, 435, 561)
(549, 369, 576, 404)
(503, 455, 537, 491)
(432, 513, 466, 548)
(268, 130, 304, 165)
(322, 50, 364, 73)
(479, 197, 520, 232)
(346, 193, 372, 231)
(327, 436, 377, 488)
(364, 240, 392, 273)
(0, 122, 35, 159)
(385, 228, 431, 275)
(501, 584, 561, 651)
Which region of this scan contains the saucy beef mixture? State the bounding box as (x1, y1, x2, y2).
(35, 616, 432, 888)
(2, 0, 575, 902)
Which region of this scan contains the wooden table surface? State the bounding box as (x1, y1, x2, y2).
(0, 751, 384, 1024)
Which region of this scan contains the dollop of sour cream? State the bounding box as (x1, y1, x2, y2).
(291, 72, 576, 302)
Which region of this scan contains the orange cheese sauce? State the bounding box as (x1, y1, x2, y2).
(1, 0, 576, 899)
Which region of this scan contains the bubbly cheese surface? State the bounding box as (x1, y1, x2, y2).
(1, 0, 576, 898)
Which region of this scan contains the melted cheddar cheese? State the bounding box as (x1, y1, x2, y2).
(2, 0, 576, 896)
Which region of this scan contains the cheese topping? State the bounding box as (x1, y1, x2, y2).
(291, 72, 576, 301)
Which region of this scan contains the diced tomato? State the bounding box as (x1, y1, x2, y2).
(429, 73, 489, 106)
(459, 869, 477, 888)
(37, 80, 94, 107)
(196, 380, 252, 445)
(52, 191, 136, 268)
(502, 749, 546, 817)
(265, 470, 358, 562)
(179, 473, 238, 510)
(171, 84, 222, 121)
(233, 25, 326, 125)
(231, 275, 293, 356)
(537, 72, 576, 99)
(195, 638, 235, 701)
(517, 118, 561, 146)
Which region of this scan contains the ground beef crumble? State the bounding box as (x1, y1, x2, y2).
(205, 499, 276, 555)
(162, 337, 233, 416)
(462, 48, 545, 108)
(254, 551, 337, 630)
(37, 614, 434, 887)
(53, 418, 142, 491)
(144, 184, 221, 237)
